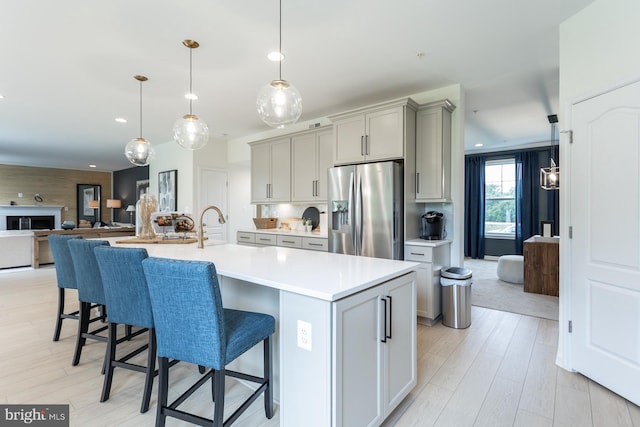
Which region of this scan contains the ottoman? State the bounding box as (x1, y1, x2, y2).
(497, 255, 524, 284)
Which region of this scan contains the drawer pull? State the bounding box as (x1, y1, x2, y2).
(282, 240, 295, 244)
(258, 238, 271, 241)
(239, 236, 250, 240)
(410, 252, 425, 256)
(308, 243, 323, 247)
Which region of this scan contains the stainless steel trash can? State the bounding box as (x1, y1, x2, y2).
(441, 267, 473, 329)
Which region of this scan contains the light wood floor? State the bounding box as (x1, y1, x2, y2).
(1, 267, 639, 426)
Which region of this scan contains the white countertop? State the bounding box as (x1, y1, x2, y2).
(241, 228, 328, 239)
(110, 238, 416, 301)
(405, 238, 451, 247)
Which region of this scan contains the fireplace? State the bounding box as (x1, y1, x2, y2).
(7, 215, 55, 230)
(0, 205, 63, 230)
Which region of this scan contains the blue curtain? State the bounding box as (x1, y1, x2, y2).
(515, 151, 540, 253)
(464, 155, 485, 258)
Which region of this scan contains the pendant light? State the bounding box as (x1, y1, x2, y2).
(173, 39, 209, 150)
(540, 114, 559, 190)
(124, 75, 155, 166)
(256, 0, 302, 128)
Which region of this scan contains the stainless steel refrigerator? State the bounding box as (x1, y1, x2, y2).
(328, 161, 403, 260)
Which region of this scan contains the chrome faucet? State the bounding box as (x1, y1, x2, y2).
(197, 205, 226, 249)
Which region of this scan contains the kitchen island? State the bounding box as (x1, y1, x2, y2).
(110, 238, 418, 427)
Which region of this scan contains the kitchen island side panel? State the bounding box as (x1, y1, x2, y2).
(280, 291, 333, 427)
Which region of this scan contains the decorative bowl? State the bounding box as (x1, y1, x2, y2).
(61, 221, 75, 230)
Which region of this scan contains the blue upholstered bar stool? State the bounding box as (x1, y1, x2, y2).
(95, 246, 161, 413)
(48, 235, 83, 341)
(142, 257, 275, 427)
(68, 239, 111, 367)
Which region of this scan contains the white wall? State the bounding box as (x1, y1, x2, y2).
(557, 0, 640, 368)
(149, 139, 194, 213)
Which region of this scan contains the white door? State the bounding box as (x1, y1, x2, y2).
(570, 79, 640, 405)
(198, 168, 228, 241)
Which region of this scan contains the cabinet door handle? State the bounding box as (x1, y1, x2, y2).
(416, 172, 420, 194)
(365, 135, 369, 155)
(381, 297, 387, 343)
(386, 295, 392, 340)
(360, 135, 365, 156)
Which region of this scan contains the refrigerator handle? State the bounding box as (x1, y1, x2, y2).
(348, 172, 357, 252)
(356, 172, 363, 255)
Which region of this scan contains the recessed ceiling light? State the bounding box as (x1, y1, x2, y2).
(89, 164, 97, 168)
(474, 143, 484, 147)
(0, 94, 4, 99)
(267, 51, 285, 62)
(115, 117, 127, 123)
(185, 93, 198, 100)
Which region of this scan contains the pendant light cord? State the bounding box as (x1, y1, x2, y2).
(139, 79, 143, 138)
(279, 0, 282, 81)
(189, 46, 193, 115)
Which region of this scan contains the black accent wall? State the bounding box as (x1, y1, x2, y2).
(113, 166, 149, 224)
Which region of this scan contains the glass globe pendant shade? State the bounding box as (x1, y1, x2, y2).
(173, 114, 209, 150)
(125, 137, 155, 166)
(256, 79, 302, 128)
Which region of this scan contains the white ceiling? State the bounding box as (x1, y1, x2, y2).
(0, 0, 592, 172)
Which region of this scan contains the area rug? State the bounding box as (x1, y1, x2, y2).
(471, 277, 559, 321)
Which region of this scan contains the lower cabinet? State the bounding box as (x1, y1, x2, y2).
(236, 231, 328, 252)
(404, 242, 450, 325)
(333, 272, 416, 427)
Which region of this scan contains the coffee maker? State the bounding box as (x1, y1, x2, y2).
(420, 211, 445, 240)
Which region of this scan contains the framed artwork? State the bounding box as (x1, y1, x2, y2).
(77, 184, 101, 224)
(158, 170, 177, 212)
(136, 179, 149, 201)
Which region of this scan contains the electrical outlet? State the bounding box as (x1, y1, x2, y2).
(297, 320, 312, 351)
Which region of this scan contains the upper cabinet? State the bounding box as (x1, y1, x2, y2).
(291, 129, 333, 202)
(415, 100, 455, 202)
(250, 127, 333, 204)
(250, 137, 291, 203)
(330, 99, 418, 165)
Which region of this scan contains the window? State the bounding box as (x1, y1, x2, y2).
(485, 159, 515, 238)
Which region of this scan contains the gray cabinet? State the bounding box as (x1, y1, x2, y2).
(333, 272, 416, 426)
(330, 99, 417, 165)
(415, 100, 455, 202)
(291, 128, 333, 202)
(236, 231, 328, 252)
(250, 137, 291, 203)
(404, 241, 450, 324)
